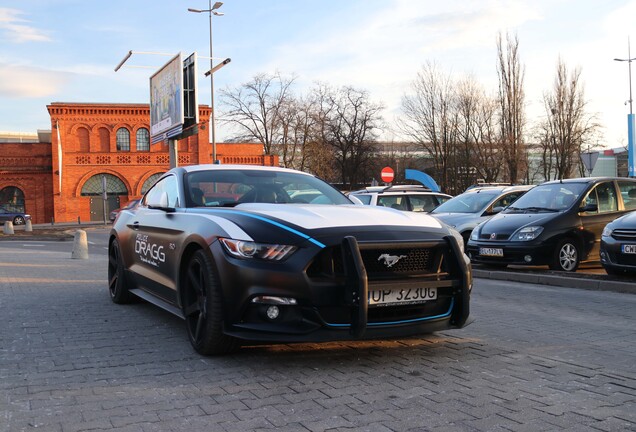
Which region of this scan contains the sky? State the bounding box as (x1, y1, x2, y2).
(1, 0, 636, 149)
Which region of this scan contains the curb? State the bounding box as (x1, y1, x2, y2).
(473, 268, 636, 295)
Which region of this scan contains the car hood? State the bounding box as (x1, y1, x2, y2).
(479, 211, 558, 236)
(236, 203, 444, 230)
(432, 212, 480, 227)
(611, 210, 636, 227)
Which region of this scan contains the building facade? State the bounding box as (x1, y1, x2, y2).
(0, 102, 276, 224)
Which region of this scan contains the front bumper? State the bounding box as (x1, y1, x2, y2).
(211, 235, 472, 343)
(466, 239, 555, 266)
(600, 238, 636, 273)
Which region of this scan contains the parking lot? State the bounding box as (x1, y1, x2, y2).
(1, 242, 636, 431)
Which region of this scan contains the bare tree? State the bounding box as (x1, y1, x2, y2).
(399, 62, 457, 192)
(314, 84, 383, 188)
(219, 72, 295, 156)
(496, 32, 527, 183)
(535, 58, 600, 180)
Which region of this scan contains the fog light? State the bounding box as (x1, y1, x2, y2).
(524, 255, 532, 263)
(266, 305, 280, 320)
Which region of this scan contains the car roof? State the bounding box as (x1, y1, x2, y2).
(462, 184, 534, 194)
(350, 184, 439, 194)
(178, 164, 313, 177)
(540, 176, 636, 185)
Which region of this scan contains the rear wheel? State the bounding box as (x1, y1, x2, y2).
(13, 216, 25, 225)
(549, 238, 580, 272)
(108, 239, 133, 303)
(182, 250, 239, 355)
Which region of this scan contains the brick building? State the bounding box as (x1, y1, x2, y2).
(0, 102, 276, 224)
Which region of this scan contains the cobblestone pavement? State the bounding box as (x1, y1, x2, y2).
(1, 245, 635, 432)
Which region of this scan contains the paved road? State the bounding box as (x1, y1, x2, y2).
(1, 244, 635, 431)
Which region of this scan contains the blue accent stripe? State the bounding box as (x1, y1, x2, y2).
(325, 298, 455, 328)
(217, 209, 326, 248)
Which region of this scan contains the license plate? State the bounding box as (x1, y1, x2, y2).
(368, 287, 437, 307)
(480, 247, 504, 257)
(622, 244, 636, 254)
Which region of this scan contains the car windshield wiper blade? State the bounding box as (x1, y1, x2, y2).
(522, 206, 558, 212)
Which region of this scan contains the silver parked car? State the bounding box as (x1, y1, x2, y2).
(430, 185, 534, 245)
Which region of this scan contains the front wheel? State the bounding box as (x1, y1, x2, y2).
(108, 239, 133, 303)
(13, 216, 25, 225)
(549, 239, 580, 272)
(182, 250, 239, 355)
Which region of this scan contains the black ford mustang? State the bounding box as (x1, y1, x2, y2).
(108, 165, 472, 355)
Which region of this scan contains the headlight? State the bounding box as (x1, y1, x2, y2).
(449, 228, 465, 254)
(470, 225, 481, 241)
(219, 238, 297, 261)
(602, 225, 613, 238)
(511, 226, 544, 241)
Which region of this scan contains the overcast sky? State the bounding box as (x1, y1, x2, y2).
(1, 0, 635, 149)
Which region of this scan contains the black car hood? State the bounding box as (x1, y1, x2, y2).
(479, 212, 559, 236)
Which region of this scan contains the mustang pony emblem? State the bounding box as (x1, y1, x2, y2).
(378, 253, 407, 268)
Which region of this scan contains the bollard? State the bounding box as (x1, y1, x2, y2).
(3, 221, 14, 235)
(71, 229, 89, 259)
(25, 220, 33, 232)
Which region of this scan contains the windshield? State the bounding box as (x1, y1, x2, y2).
(185, 169, 352, 207)
(506, 182, 586, 211)
(431, 191, 500, 214)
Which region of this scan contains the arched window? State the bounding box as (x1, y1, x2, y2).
(136, 128, 150, 151)
(78, 127, 90, 152)
(141, 172, 165, 194)
(0, 186, 25, 213)
(81, 174, 128, 196)
(116, 128, 130, 151)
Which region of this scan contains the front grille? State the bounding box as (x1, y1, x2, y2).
(360, 247, 435, 276)
(479, 233, 510, 241)
(307, 243, 447, 280)
(612, 229, 636, 241)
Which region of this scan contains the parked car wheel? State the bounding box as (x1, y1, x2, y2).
(13, 216, 25, 225)
(183, 250, 239, 356)
(108, 239, 133, 304)
(550, 238, 580, 272)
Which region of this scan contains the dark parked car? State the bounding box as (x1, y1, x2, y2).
(109, 199, 140, 222)
(109, 165, 471, 355)
(600, 209, 636, 275)
(0, 207, 31, 225)
(466, 177, 636, 272)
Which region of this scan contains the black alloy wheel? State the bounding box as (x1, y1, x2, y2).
(108, 239, 133, 303)
(183, 250, 238, 355)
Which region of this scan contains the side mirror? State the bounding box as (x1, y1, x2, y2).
(147, 192, 175, 212)
(580, 203, 598, 213)
(491, 206, 505, 214)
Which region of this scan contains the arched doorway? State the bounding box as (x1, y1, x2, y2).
(0, 186, 26, 213)
(81, 174, 128, 221)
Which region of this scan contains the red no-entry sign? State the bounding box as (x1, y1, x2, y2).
(381, 166, 394, 183)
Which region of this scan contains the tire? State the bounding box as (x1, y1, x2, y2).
(604, 266, 624, 276)
(182, 250, 239, 355)
(108, 239, 133, 304)
(13, 216, 25, 225)
(549, 238, 580, 272)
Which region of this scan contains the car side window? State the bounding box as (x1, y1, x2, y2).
(408, 195, 436, 212)
(493, 192, 521, 209)
(618, 180, 636, 211)
(378, 196, 407, 210)
(594, 182, 618, 213)
(143, 175, 180, 208)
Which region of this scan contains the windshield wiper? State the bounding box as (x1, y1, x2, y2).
(522, 206, 558, 212)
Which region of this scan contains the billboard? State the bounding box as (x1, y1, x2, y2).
(182, 52, 199, 132)
(150, 53, 184, 143)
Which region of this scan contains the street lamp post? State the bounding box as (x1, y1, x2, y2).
(614, 37, 636, 177)
(188, 1, 224, 164)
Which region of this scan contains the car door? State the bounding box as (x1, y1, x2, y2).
(579, 181, 622, 259)
(129, 174, 184, 304)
